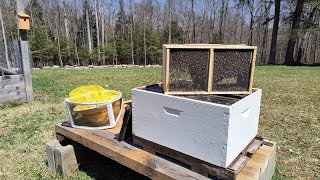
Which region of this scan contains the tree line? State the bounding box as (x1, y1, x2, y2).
(0, 0, 319, 68)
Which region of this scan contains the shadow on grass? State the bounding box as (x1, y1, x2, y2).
(0, 102, 23, 110)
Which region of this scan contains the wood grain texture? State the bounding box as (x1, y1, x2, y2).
(237, 142, 276, 180)
(54, 123, 276, 180)
(162, 45, 167, 92)
(208, 49, 214, 91)
(249, 47, 258, 93)
(165, 49, 170, 92)
(17, 1, 33, 104)
(0, 93, 27, 104)
(55, 125, 209, 180)
(0, 75, 27, 104)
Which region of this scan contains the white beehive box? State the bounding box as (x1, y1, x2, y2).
(132, 87, 262, 168)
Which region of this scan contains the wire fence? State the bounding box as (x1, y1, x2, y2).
(0, 40, 33, 74)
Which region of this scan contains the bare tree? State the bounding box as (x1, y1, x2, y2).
(285, 0, 304, 65)
(219, 0, 227, 43)
(168, 0, 172, 44)
(63, 1, 69, 39)
(130, 0, 135, 65)
(85, 0, 92, 54)
(94, 0, 100, 62)
(191, 0, 196, 43)
(101, 0, 105, 65)
(268, 0, 280, 65)
(143, 7, 147, 67)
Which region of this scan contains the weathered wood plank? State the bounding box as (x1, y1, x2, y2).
(17, 0, 33, 104)
(55, 125, 209, 180)
(236, 142, 276, 180)
(0, 75, 27, 104)
(0, 68, 18, 75)
(0, 84, 26, 95)
(0, 93, 26, 104)
(0, 75, 24, 85)
(55, 124, 276, 180)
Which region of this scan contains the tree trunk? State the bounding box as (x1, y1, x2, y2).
(314, 34, 318, 64)
(101, 0, 105, 65)
(86, 0, 92, 54)
(219, 0, 225, 43)
(57, 30, 63, 67)
(191, 0, 196, 43)
(0, 6, 10, 69)
(119, 0, 125, 35)
(168, 0, 172, 44)
(284, 0, 304, 65)
(94, 0, 100, 63)
(130, 0, 135, 65)
(268, 0, 280, 65)
(112, 25, 117, 65)
(75, 36, 80, 66)
(56, 0, 63, 67)
(143, 13, 147, 67)
(248, 0, 254, 46)
(63, 1, 70, 38)
(261, 0, 271, 65)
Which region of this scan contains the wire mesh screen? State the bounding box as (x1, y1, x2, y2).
(0, 39, 32, 74)
(169, 49, 210, 92)
(212, 49, 253, 91)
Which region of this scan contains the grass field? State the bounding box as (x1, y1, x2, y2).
(0, 66, 319, 179)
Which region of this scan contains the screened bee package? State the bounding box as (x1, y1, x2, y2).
(162, 44, 257, 95)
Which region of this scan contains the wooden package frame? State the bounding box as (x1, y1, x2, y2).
(162, 44, 257, 95)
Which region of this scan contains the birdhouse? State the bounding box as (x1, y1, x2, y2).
(17, 13, 30, 30)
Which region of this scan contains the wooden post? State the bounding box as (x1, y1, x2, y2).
(16, 0, 33, 104)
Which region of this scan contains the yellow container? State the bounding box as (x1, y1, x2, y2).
(65, 85, 123, 129)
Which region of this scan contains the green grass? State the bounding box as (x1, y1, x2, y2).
(0, 66, 319, 179)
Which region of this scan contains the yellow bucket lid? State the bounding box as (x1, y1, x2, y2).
(68, 85, 121, 111)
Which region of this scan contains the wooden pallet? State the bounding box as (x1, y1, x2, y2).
(54, 101, 276, 180)
(133, 135, 266, 179)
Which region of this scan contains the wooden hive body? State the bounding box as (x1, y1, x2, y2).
(132, 87, 262, 168)
(162, 44, 257, 95)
